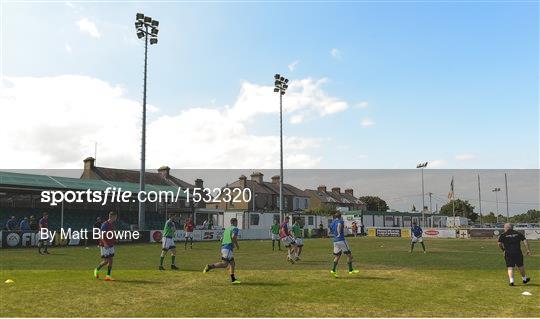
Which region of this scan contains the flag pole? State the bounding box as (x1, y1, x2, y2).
(451, 176, 455, 227)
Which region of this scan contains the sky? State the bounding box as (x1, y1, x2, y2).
(0, 0, 538, 170)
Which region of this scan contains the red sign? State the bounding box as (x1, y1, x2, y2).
(425, 230, 439, 236)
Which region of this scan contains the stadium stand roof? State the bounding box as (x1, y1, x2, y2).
(0, 171, 186, 197)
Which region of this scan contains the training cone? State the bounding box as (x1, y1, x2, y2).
(521, 291, 532, 296)
(5, 279, 14, 284)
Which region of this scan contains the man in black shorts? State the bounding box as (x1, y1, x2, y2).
(497, 223, 532, 286)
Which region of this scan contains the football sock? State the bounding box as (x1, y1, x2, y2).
(522, 276, 527, 280)
(230, 274, 236, 282)
(332, 261, 338, 272)
(107, 266, 112, 276)
(171, 256, 176, 265)
(509, 277, 514, 283)
(421, 243, 426, 251)
(160, 256, 164, 266)
(97, 262, 105, 270)
(348, 262, 353, 272)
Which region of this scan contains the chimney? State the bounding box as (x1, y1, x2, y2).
(157, 166, 170, 178)
(239, 175, 247, 188)
(250, 171, 264, 184)
(271, 175, 280, 184)
(195, 178, 203, 188)
(345, 189, 354, 196)
(83, 157, 95, 171)
(317, 185, 327, 193)
(332, 187, 341, 194)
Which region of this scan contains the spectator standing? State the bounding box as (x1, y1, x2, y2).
(20, 217, 30, 232)
(29, 216, 37, 231)
(5, 216, 17, 231)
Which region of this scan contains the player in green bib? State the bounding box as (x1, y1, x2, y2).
(291, 221, 304, 260)
(203, 218, 241, 284)
(270, 220, 281, 251)
(159, 214, 178, 270)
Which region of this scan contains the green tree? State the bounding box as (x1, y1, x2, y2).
(359, 196, 389, 212)
(439, 199, 478, 222)
(482, 212, 497, 223)
(509, 209, 540, 223)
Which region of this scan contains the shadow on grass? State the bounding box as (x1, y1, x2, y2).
(112, 279, 159, 284)
(338, 276, 394, 281)
(238, 282, 287, 287)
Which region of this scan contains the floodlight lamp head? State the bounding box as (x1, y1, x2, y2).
(136, 13, 144, 20)
(274, 74, 280, 80)
(150, 38, 158, 45)
(152, 20, 159, 27)
(144, 16, 152, 23)
(137, 31, 145, 39)
(274, 88, 279, 92)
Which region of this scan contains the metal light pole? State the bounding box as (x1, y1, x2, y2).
(274, 74, 289, 223)
(135, 13, 159, 230)
(477, 174, 482, 227)
(416, 162, 428, 227)
(492, 187, 500, 223)
(504, 173, 510, 221)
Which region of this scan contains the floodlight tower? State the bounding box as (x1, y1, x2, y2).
(135, 13, 159, 230)
(273, 74, 289, 223)
(416, 161, 428, 226)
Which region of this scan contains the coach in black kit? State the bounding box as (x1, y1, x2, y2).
(497, 223, 532, 286)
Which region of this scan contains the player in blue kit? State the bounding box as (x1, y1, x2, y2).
(329, 212, 359, 278)
(410, 221, 426, 253)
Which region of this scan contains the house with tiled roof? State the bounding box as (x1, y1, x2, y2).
(207, 172, 310, 212)
(305, 185, 365, 212)
(80, 157, 206, 220)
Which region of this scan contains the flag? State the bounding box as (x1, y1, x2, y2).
(448, 177, 454, 200)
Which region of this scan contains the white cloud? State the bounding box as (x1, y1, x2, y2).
(290, 114, 304, 124)
(0, 75, 347, 169)
(360, 117, 375, 127)
(76, 18, 101, 38)
(428, 160, 446, 168)
(455, 153, 476, 161)
(330, 48, 341, 59)
(288, 60, 299, 72)
(357, 101, 368, 109)
(65, 44, 72, 53)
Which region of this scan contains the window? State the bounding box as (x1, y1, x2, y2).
(250, 214, 260, 226)
(295, 198, 299, 209)
(308, 216, 314, 225)
(304, 198, 308, 208)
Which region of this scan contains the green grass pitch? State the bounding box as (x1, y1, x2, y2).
(1, 237, 539, 317)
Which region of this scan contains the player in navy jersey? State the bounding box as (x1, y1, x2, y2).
(498, 223, 532, 286)
(94, 211, 117, 281)
(410, 221, 426, 253)
(329, 212, 359, 277)
(37, 212, 49, 254)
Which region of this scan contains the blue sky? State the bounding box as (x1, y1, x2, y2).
(1, 0, 538, 169)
